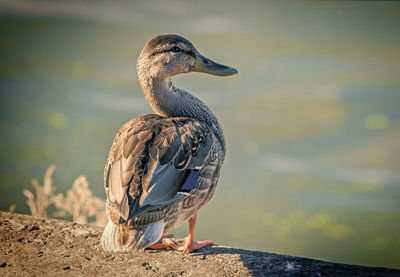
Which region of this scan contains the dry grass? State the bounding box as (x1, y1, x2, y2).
(23, 165, 56, 218)
(23, 165, 106, 226)
(8, 204, 16, 213)
(52, 176, 107, 226)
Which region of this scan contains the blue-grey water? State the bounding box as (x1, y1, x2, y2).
(0, 0, 399, 268)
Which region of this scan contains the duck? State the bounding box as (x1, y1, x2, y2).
(101, 34, 237, 253)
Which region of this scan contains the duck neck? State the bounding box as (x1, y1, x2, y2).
(139, 76, 180, 117)
(138, 75, 225, 150)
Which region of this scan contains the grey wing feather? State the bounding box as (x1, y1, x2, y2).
(139, 162, 186, 206)
(104, 115, 215, 223)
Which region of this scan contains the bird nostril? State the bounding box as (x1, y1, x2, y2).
(203, 59, 210, 65)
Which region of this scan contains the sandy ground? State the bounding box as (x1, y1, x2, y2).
(0, 211, 399, 276)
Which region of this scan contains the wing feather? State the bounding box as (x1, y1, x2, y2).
(104, 115, 217, 223)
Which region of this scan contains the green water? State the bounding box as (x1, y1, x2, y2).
(1, 1, 400, 269)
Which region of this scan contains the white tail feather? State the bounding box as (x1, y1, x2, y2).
(101, 220, 122, 251)
(101, 219, 165, 251)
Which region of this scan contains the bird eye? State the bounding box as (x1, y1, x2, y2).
(170, 46, 180, 53)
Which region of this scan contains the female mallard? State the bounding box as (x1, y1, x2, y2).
(101, 34, 237, 253)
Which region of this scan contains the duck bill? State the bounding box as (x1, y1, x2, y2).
(191, 54, 238, 76)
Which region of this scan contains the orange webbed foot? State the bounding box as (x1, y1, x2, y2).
(175, 237, 215, 254)
(147, 214, 214, 253)
(147, 233, 177, 250)
(147, 235, 214, 253)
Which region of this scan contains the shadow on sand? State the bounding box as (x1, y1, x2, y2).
(189, 245, 400, 277)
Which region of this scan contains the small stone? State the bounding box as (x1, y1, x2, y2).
(29, 226, 40, 231)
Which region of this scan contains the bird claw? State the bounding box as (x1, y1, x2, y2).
(147, 234, 214, 253)
(181, 239, 215, 253)
(168, 237, 215, 253)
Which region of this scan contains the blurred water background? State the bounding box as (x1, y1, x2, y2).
(1, 0, 399, 268)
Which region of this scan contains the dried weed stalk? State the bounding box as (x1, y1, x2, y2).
(23, 165, 106, 226)
(52, 176, 106, 226)
(8, 204, 16, 213)
(23, 165, 56, 217)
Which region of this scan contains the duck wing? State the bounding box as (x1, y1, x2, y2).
(104, 114, 216, 224)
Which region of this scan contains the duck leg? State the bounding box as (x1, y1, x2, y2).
(147, 214, 214, 253)
(172, 213, 214, 254)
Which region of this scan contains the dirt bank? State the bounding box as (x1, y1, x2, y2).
(0, 212, 399, 276)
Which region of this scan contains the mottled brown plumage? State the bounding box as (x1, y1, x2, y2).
(101, 34, 237, 253)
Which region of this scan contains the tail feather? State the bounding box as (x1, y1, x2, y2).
(101, 219, 165, 251)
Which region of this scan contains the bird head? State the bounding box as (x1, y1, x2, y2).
(137, 34, 238, 79)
